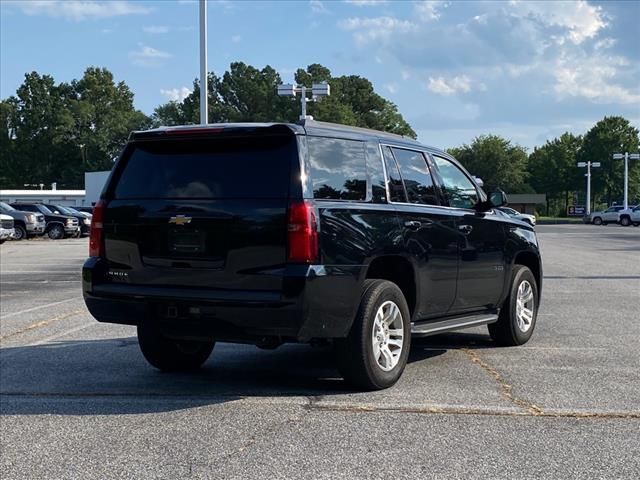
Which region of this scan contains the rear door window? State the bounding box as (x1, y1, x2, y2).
(307, 137, 367, 201)
(391, 148, 439, 205)
(382, 147, 407, 203)
(114, 135, 295, 199)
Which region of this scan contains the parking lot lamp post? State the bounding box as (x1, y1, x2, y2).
(612, 152, 640, 210)
(277, 83, 331, 121)
(199, 0, 208, 125)
(577, 161, 600, 215)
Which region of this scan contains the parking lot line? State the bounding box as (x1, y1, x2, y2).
(0, 298, 77, 320)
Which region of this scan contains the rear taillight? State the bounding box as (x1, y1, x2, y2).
(287, 200, 318, 264)
(89, 200, 106, 258)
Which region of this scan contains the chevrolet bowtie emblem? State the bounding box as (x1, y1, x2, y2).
(168, 215, 192, 226)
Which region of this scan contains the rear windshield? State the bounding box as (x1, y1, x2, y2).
(114, 135, 295, 199)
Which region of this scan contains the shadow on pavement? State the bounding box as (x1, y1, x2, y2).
(0, 332, 505, 416)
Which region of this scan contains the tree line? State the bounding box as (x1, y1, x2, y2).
(1, 64, 638, 215)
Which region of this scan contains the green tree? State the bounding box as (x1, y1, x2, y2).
(0, 68, 149, 189)
(578, 116, 640, 206)
(447, 135, 529, 192)
(527, 133, 582, 215)
(153, 62, 415, 138)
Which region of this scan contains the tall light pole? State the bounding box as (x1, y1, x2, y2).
(277, 83, 331, 121)
(199, 0, 208, 125)
(612, 152, 640, 210)
(577, 161, 600, 215)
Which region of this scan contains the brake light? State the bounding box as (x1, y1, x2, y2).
(89, 200, 106, 258)
(287, 200, 318, 263)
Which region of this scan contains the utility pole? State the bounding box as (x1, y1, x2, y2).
(612, 152, 640, 210)
(577, 161, 600, 215)
(199, 0, 208, 125)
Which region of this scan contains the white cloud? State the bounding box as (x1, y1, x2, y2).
(129, 44, 172, 67)
(509, 0, 607, 44)
(384, 83, 398, 94)
(143, 25, 169, 34)
(339, 16, 417, 45)
(427, 75, 472, 96)
(9, 0, 151, 21)
(231, 35, 242, 43)
(414, 1, 448, 22)
(553, 53, 640, 104)
(160, 87, 192, 102)
(310, 0, 329, 14)
(401, 70, 411, 81)
(344, 0, 388, 6)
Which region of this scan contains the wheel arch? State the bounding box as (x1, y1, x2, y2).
(513, 250, 542, 293)
(45, 221, 64, 231)
(364, 255, 418, 319)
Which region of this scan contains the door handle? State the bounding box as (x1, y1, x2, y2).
(458, 224, 473, 235)
(404, 220, 422, 231)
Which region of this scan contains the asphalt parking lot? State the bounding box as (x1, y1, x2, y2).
(1, 224, 639, 479)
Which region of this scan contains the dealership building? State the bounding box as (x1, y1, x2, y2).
(0, 172, 110, 207)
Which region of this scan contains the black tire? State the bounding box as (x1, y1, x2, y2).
(47, 224, 65, 240)
(137, 321, 215, 372)
(620, 216, 631, 227)
(13, 225, 27, 241)
(592, 217, 602, 225)
(0, 239, 5, 245)
(335, 279, 411, 390)
(489, 265, 539, 346)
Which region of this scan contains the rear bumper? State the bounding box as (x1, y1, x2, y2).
(82, 258, 365, 342)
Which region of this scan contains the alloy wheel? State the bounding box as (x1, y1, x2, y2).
(371, 300, 404, 371)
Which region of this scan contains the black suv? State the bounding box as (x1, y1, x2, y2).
(42, 204, 91, 236)
(83, 122, 542, 390)
(11, 203, 80, 239)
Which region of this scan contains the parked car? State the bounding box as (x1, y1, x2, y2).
(629, 206, 640, 227)
(589, 206, 624, 225)
(83, 121, 542, 390)
(75, 206, 94, 214)
(42, 204, 91, 236)
(497, 206, 536, 226)
(0, 213, 14, 244)
(618, 206, 640, 227)
(0, 201, 46, 240)
(10, 203, 80, 239)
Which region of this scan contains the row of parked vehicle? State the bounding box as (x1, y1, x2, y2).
(587, 205, 640, 226)
(0, 201, 93, 243)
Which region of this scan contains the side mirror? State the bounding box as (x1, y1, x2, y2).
(474, 177, 484, 187)
(489, 190, 508, 208)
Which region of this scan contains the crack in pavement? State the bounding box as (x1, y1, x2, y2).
(2, 392, 638, 419)
(462, 348, 545, 416)
(0, 308, 86, 342)
(306, 403, 640, 419)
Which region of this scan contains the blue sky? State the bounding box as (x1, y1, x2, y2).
(1, 0, 639, 149)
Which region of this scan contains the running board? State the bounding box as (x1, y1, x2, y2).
(411, 313, 498, 337)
